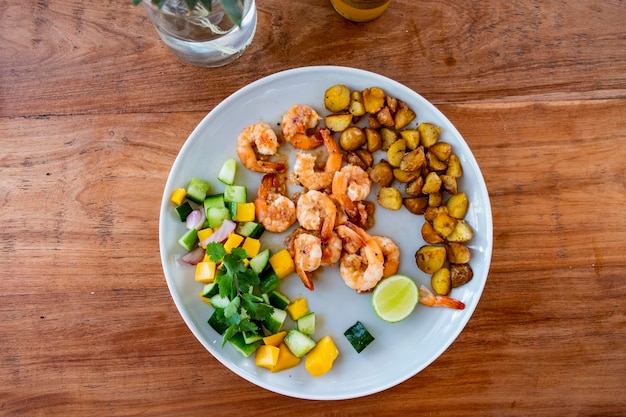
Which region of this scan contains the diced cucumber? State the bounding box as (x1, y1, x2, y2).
(217, 158, 237, 185)
(226, 201, 238, 220)
(207, 206, 231, 228)
(203, 193, 225, 210)
(228, 332, 262, 357)
(296, 312, 316, 335)
(201, 282, 219, 298)
(223, 185, 247, 203)
(186, 178, 210, 204)
(262, 307, 287, 334)
(249, 248, 270, 275)
(344, 321, 375, 353)
(208, 308, 228, 335)
(284, 329, 316, 358)
(259, 267, 281, 294)
(209, 294, 230, 309)
(268, 290, 290, 310)
(243, 328, 264, 344)
(174, 201, 193, 221)
(235, 221, 265, 239)
(177, 228, 198, 251)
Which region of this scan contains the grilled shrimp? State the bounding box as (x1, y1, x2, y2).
(338, 222, 384, 293)
(296, 189, 336, 242)
(254, 173, 296, 233)
(237, 123, 286, 173)
(281, 104, 323, 149)
(293, 128, 343, 191)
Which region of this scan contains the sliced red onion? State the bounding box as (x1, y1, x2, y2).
(199, 219, 236, 246)
(180, 246, 205, 265)
(185, 209, 206, 230)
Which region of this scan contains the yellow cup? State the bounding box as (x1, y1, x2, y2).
(330, 0, 391, 22)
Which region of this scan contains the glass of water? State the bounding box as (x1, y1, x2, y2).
(142, 0, 257, 68)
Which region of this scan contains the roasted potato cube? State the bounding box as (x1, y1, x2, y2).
(387, 138, 406, 167)
(424, 206, 448, 222)
(428, 191, 443, 207)
(400, 146, 425, 172)
(380, 127, 398, 151)
(364, 127, 382, 152)
(418, 122, 442, 147)
(362, 87, 386, 114)
(386, 95, 398, 114)
(368, 114, 382, 129)
(415, 245, 447, 274)
(339, 126, 366, 151)
(405, 176, 425, 196)
(324, 84, 351, 112)
(432, 211, 458, 238)
(369, 160, 394, 187)
(422, 171, 442, 194)
(349, 90, 366, 117)
(400, 129, 420, 150)
(346, 150, 373, 171)
(404, 196, 429, 215)
(376, 106, 395, 127)
(431, 267, 451, 295)
(393, 168, 419, 183)
(325, 113, 353, 132)
(446, 192, 469, 219)
(394, 102, 416, 130)
(421, 220, 444, 243)
(440, 174, 458, 194)
(377, 187, 403, 210)
(446, 220, 474, 243)
(450, 263, 473, 288)
(446, 154, 463, 178)
(426, 150, 448, 171)
(430, 142, 452, 162)
(445, 242, 471, 264)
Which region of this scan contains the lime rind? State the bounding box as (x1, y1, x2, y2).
(371, 274, 418, 323)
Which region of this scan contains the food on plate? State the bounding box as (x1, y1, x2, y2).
(236, 122, 286, 173)
(324, 84, 351, 112)
(169, 82, 479, 378)
(371, 274, 418, 323)
(281, 104, 324, 150)
(418, 285, 465, 310)
(344, 321, 375, 353)
(339, 126, 366, 151)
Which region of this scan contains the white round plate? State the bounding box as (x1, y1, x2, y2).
(159, 66, 492, 400)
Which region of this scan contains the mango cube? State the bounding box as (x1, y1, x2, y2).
(223, 233, 244, 253)
(235, 202, 256, 222)
(286, 297, 308, 321)
(255, 344, 280, 370)
(170, 188, 187, 206)
(305, 336, 339, 377)
(262, 331, 287, 347)
(271, 343, 301, 373)
(195, 261, 217, 283)
(241, 237, 261, 258)
(269, 249, 295, 279)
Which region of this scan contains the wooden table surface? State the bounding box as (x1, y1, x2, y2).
(2, 0, 625, 415)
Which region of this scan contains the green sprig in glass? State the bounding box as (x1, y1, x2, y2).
(133, 0, 245, 27)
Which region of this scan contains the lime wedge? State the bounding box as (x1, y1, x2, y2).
(372, 274, 418, 323)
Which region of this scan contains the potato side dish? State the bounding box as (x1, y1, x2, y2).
(323, 84, 474, 297)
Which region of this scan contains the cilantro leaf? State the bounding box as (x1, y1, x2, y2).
(224, 295, 240, 318)
(230, 247, 248, 260)
(241, 293, 274, 321)
(237, 267, 259, 294)
(238, 318, 258, 333)
(222, 324, 239, 347)
(216, 270, 236, 300)
(205, 242, 225, 262)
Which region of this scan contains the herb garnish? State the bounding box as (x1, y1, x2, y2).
(206, 242, 274, 346)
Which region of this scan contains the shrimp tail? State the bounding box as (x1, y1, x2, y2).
(295, 262, 315, 291)
(418, 285, 466, 310)
(291, 133, 323, 150)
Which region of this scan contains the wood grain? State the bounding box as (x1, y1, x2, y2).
(1, 0, 625, 416)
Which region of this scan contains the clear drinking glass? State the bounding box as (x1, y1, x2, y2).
(142, 0, 257, 67)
